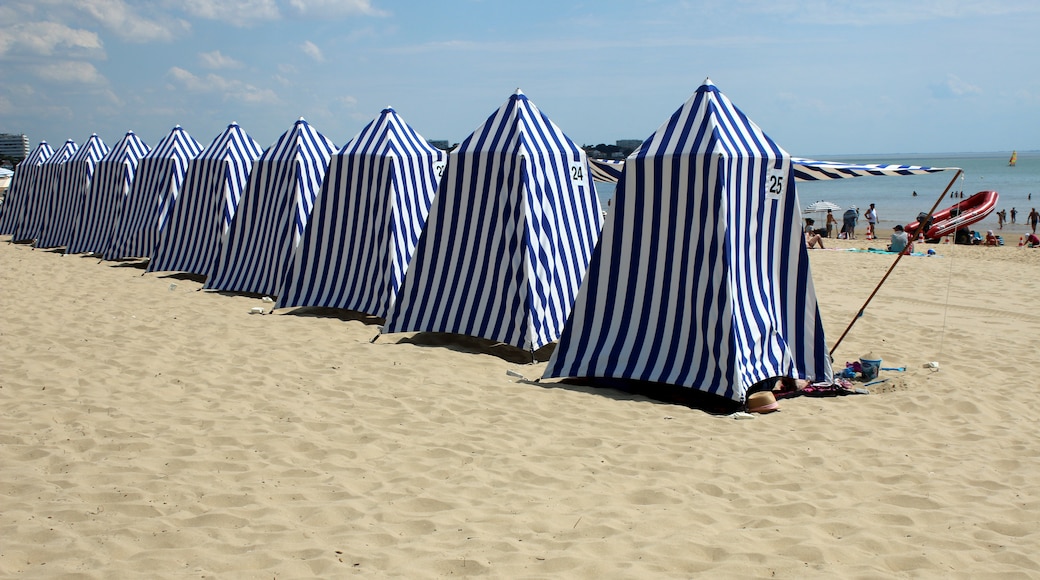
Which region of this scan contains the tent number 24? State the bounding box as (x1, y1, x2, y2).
(570, 161, 586, 183)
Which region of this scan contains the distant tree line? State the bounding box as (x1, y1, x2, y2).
(581, 143, 637, 159)
(0, 154, 22, 169)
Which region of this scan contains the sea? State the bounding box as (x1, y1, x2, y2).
(594, 150, 1039, 232)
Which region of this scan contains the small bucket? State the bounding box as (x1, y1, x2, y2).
(860, 357, 882, 380)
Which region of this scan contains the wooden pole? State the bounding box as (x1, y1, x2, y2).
(829, 169, 963, 357)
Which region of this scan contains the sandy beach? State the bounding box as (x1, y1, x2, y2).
(3, 222, 1040, 578)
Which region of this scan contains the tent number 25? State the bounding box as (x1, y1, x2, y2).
(766, 168, 784, 200)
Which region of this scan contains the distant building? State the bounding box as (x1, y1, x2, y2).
(615, 139, 642, 151)
(428, 140, 450, 150)
(0, 133, 29, 165)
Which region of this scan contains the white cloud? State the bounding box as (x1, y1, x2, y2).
(34, 61, 108, 85)
(71, 0, 190, 42)
(180, 0, 280, 25)
(336, 95, 359, 108)
(167, 66, 279, 104)
(931, 74, 983, 99)
(287, 0, 388, 18)
(199, 50, 243, 69)
(0, 22, 104, 58)
(301, 40, 324, 62)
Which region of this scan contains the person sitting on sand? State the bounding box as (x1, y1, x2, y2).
(888, 224, 910, 253)
(804, 221, 825, 249)
(1026, 233, 1040, 247)
(985, 230, 999, 246)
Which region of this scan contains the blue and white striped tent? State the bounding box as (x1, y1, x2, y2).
(276, 108, 446, 317)
(36, 134, 109, 249)
(205, 118, 337, 296)
(11, 140, 77, 243)
(383, 90, 604, 351)
(0, 141, 54, 235)
(544, 79, 832, 403)
(66, 131, 150, 255)
(147, 123, 263, 278)
(105, 126, 203, 261)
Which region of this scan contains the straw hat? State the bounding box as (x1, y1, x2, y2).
(747, 391, 779, 413)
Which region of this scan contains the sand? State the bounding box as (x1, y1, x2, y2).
(2, 223, 1039, 578)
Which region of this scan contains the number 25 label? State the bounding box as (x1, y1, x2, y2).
(766, 168, 784, 200)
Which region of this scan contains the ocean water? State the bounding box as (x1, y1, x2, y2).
(594, 150, 1038, 231)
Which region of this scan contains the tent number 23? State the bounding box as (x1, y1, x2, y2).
(766, 168, 784, 200)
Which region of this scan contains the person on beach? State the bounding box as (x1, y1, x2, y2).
(1029, 208, 1040, 234)
(1011, 207, 1017, 224)
(888, 224, 909, 253)
(998, 209, 1006, 229)
(842, 208, 858, 239)
(1026, 233, 1040, 247)
(825, 210, 838, 237)
(864, 203, 878, 239)
(804, 219, 825, 249)
(985, 230, 999, 246)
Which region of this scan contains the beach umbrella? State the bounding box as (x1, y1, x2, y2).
(805, 200, 841, 213)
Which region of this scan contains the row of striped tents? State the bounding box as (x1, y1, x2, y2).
(148, 123, 264, 278)
(105, 126, 204, 261)
(205, 118, 337, 296)
(12, 140, 79, 243)
(66, 131, 150, 255)
(36, 134, 109, 249)
(276, 107, 446, 317)
(0, 141, 54, 235)
(544, 79, 833, 403)
(383, 90, 603, 351)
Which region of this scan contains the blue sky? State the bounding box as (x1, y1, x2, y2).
(1, 0, 1038, 157)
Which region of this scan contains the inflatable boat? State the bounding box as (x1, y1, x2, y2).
(904, 190, 999, 240)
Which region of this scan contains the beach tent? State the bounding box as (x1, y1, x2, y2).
(66, 131, 150, 255)
(0, 141, 54, 235)
(543, 79, 832, 403)
(382, 89, 603, 351)
(104, 126, 203, 261)
(205, 118, 337, 296)
(275, 107, 446, 317)
(11, 140, 78, 243)
(35, 134, 109, 249)
(147, 122, 263, 278)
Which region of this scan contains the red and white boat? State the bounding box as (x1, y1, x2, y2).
(904, 190, 999, 240)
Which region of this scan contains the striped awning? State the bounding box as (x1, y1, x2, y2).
(790, 157, 957, 181)
(588, 156, 957, 184)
